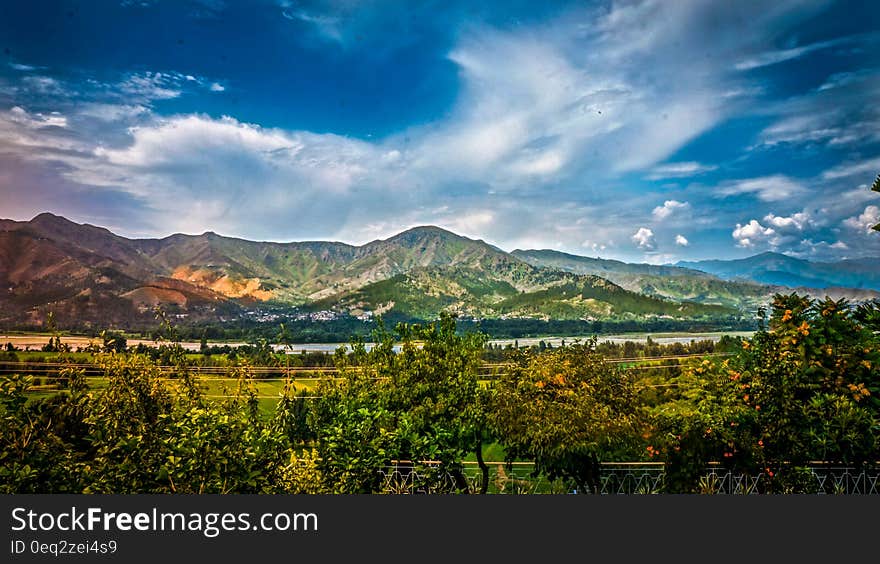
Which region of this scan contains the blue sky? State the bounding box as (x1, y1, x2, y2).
(1, 0, 879, 263)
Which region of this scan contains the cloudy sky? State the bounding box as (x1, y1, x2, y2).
(1, 0, 879, 263)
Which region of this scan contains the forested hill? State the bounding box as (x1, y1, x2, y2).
(1, 213, 874, 328)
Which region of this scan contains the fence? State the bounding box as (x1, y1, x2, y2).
(377, 462, 880, 494)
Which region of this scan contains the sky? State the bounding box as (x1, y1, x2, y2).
(1, 0, 879, 263)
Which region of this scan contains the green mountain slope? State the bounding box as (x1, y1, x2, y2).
(513, 249, 777, 309)
(312, 264, 734, 320)
(677, 252, 880, 291)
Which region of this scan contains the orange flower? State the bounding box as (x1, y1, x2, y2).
(797, 321, 810, 336)
(781, 309, 793, 322)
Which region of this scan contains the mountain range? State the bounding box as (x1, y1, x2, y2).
(677, 252, 880, 291)
(1, 213, 878, 329)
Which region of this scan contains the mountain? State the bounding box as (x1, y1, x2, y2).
(138, 224, 540, 303)
(6, 213, 877, 330)
(0, 213, 737, 328)
(677, 252, 880, 292)
(513, 249, 779, 309)
(0, 214, 231, 327)
(310, 265, 730, 321)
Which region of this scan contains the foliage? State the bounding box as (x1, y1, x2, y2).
(490, 340, 642, 493)
(0, 351, 323, 493)
(650, 358, 759, 493)
(310, 313, 489, 493)
(2, 293, 878, 494)
(649, 293, 880, 492)
(873, 173, 880, 231)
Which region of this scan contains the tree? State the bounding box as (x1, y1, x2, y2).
(387, 314, 490, 492)
(310, 313, 490, 493)
(0, 351, 319, 494)
(490, 340, 642, 493)
(873, 173, 880, 231)
(100, 330, 127, 353)
(648, 293, 879, 492)
(650, 357, 760, 493)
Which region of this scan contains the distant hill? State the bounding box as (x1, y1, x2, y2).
(677, 252, 880, 291)
(513, 249, 779, 309)
(2, 213, 875, 330)
(0, 214, 234, 328)
(311, 264, 730, 321)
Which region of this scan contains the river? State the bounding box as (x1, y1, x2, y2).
(1, 330, 753, 353)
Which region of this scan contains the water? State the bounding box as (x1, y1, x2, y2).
(2, 330, 753, 353)
(491, 331, 754, 348)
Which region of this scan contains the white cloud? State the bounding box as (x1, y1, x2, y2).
(675, 234, 689, 246)
(646, 161, 717, 180)
(119, 72, 183, 101)
(6, 1, 876, 262)
(21, 75, 66, 95)
(62, 114, 411, 237)
(843, 205, 880, 233)
(784, 239, 851, 260)
(718, 175, 806, 202)
(5, 106, 67, 129)
(0, 107, 80, 155)
(581, 240, 608, 253)
(732, 220, 777, 248)
(9, 62, 44, 71)
(822, 157, 880, 180)
(113, 71, 229, 102)
(817, 69, 874, 91)
(631, 227, 656, 251)
(652, 200, 690, 221)
(279, 1, 343, 44)
(758, 111, 880, 148)
(441, 210, 496, 239)
(642, 252, 677, 266)
(91, 114, 381, 194)
(759, 114, 842, 146)
(763, 211, 811, 231)
(401, 6, 741, 186)
(734, 37, 847, 71)
(76, 103, 149, 122)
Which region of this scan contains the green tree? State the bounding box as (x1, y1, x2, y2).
(100, 330, 127, 353)
(872, 173, 879, 231)
(653, 294, 880, 493)
(490, 340, 642, 493)
(310, 313, 489, 493)
(650, 357, 759, 493)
